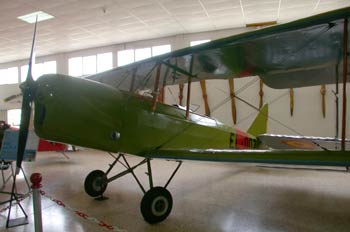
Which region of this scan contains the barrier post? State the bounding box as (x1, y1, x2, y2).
(30, 173, 43, 232)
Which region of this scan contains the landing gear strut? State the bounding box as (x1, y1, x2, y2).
(83, 153, 182, 224)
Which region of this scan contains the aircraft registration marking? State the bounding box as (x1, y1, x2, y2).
(229, 132, 257, 149)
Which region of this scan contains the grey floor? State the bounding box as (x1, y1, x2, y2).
(1, 150, 350, 232)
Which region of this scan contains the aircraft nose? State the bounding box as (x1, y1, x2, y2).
(35, 78, 57, 102)
(35, 80, 56, 125)
(34, 74, 69, 127)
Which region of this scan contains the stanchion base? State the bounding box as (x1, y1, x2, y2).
(7, 217, 28, 228)
(95, 195, 109, 201)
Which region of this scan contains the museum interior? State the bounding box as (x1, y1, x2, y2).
(0, 1, 350, 231)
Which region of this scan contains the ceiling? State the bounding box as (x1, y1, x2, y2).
(0, 0, 349, 64)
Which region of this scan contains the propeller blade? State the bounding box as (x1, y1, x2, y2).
(27, 15, 38, 83)
(3, 93, 22, 102)
(16, 15, 38, 174)
(16, 94, 33, 172)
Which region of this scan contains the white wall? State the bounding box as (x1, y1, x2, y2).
(165, 78, 350, 138)
(0, 27, 349, 138)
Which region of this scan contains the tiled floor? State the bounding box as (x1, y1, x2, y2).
(1, 150, 350, 231)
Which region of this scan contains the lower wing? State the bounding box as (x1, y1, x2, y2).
(143, 148, 350, 167)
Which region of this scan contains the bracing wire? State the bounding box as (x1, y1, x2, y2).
(213, 80, 330, 151)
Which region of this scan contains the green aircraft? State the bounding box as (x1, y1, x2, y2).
(13, 7, 350, 224)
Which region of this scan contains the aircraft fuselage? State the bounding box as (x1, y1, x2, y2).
(34, 74, 257, 156)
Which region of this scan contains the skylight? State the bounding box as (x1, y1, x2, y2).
(17, 11, 54, 24)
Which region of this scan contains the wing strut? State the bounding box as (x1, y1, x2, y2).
(129, 67, 137, 92)
(179, 83, 184, 105)
(185, 55, 194, 119)
(151, 64, 162, 111)
(341, 18, 348, 151)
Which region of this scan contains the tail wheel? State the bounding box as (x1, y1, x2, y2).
(84, 170, 108, 197)
(140, 187, 173, 224)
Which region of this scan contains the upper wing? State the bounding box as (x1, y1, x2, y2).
(88, 7, 350, 91)
(88, 8, 350, 90)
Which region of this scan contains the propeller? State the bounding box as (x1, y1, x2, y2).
(15, 17, 38, 174)
(3, 93, 22, 102)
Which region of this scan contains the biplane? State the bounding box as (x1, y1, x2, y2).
(13, 7, 350, 224)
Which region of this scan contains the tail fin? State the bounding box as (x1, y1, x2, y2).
(247, 104, 268, 137)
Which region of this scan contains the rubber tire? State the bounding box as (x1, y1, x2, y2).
(84, 170, 108, 197)
(140, 186, 173, 224)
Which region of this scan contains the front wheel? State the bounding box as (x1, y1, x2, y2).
(140, 187, 173, 224)
(84, 170, 108, 197)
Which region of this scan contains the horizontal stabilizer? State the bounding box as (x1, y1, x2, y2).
(258, 134, 350, 151)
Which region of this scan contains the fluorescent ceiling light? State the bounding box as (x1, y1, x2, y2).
(17, 11, 54, 24)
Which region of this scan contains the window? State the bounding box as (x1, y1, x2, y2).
(7, 109, 21, 128)
(21, 65, 29, 82)
(116, 45, 172, 67)
(117, 45, 171, 67)
(117, 49, 134, 67)
(42, 61, 57, 75)
(68, 57, 83, 77)
(190, 40, 210, 47)
(83, 55, 96, 75)
(21, 61, 57, 82)
(152, 45, 171, 56)
(135, 48, 151, 62)
(69, 53, 113, 77)
(0, 67, 19, 85)
(33, 63, 44, 79)
(97, 52, 113, 73)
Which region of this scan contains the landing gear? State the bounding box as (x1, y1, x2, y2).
(141, 187, 173, 224)
(84, 170, 107, 197)
(83, 153, 182, 224)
